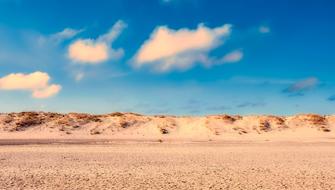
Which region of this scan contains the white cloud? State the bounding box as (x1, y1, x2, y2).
(0, 72, 49, 90)
(133, 23, 236, 72)
(0, 71, 61, 98)
(50, 28, 83, 43)
(259, 26, 270, 34)
(68, 20, 126, 64)
(135, 24, 231, 63)
(68, 40, 109, 63)
(221, 50, 243, 63)
(32, 84, 62, 99)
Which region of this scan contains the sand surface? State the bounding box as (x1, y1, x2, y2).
(1, 142, 335, 190)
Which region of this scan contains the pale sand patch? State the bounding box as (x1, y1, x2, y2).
(0, 142, 335, 189)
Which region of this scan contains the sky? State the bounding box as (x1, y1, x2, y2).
(0, 0, 334, 115)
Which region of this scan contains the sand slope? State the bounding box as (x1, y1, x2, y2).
(0, 112, 334, 141)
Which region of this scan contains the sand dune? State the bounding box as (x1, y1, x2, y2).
(0, 112, 334, 141)
(1, 112, 335, 189)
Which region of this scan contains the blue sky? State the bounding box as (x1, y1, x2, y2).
(0, 0, 334, 115)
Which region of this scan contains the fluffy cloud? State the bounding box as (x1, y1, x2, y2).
(68, 40, 109, 63)
(0, 71, 61, 98)
(68, 20, 126, 64)
(133, 23, 240, 72)
(32, 84, 62, 98)
(282, 77, 319, 95)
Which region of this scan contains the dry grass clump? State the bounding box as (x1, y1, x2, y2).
(271, 116, 285, 125)
(221, 115, 236, 122)
(321, 128, 331, 132)
(157, 119, 177, 135)
(259, 120, 271, 132)
(2, 116, 13, 124)
(300, 114, 331, 132)
(72, 125, 80, 129)
(68, 113, 102, 123)
(215, 115, 242, 123)
(265, 116, 288, 129)
(232, 127, 248, 135)
(90, 130, 101, 135)
(55, 113, 102, 130)
(303, 114, 326, 125)
(155, 115, 166, 118)
(160, 128, 169, 134)
(9, 112, 45, 131)
(109, 112, 124, 117)
(120, 121, 133, 128)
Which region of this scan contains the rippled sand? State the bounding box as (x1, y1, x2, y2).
(0, 142, 335, 189)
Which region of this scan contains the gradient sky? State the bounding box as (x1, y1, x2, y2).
(0, 0, 334, 115)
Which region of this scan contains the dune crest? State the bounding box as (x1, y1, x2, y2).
(0, 112, 334, 141)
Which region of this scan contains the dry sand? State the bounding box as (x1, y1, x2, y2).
(1, 142, 335, 190)
(1, 112, 335, 189)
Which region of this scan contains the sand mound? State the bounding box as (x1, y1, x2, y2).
(0, 112, 334, 141)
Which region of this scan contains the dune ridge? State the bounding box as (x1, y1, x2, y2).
(0, 112, 334, 141)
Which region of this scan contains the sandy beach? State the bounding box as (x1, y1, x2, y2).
(0, 141, 335, 190)
(0, 112, 335, 189)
